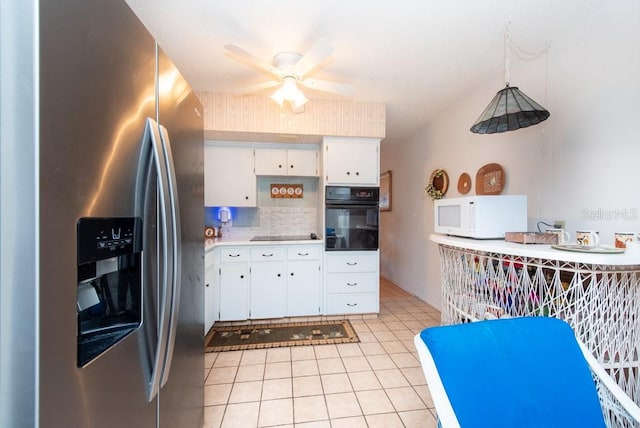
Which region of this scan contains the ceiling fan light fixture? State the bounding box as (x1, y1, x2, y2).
(292, 91, 309, 109)
(270, 88, 285, 106)
(281, 76, 299, 101)
(225, 40, 354, 112)
(271, 76, 309, 110)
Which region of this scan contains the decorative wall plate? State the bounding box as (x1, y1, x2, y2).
(457, 172, 471, 194)
(426, 169, 449, 200)
(475, 163, 505, 195)
(270, 183, 303, 198)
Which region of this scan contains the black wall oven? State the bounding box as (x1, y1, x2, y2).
(325, 186, 379, 251)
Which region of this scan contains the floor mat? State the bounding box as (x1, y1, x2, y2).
(205, 320, 360, 352)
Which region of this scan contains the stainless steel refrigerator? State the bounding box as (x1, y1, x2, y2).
(0, 0, 204, 426)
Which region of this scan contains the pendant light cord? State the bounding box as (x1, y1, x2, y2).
(504, 22, 550, 87)
(504, 22, 512, 86)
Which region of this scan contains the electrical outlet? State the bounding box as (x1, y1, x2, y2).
(554, 220, 565, 229)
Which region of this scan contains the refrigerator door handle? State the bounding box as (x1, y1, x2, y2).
(158, 125, 182, 386)
(144, 117, 174, 402)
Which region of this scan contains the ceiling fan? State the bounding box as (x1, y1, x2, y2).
(224, 39, 355, 112)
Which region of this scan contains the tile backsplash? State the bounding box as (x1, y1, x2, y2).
(205, 176, 320, 237)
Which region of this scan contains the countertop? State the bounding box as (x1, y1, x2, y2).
(430, 233, 640, 266)
(205, 235, 324, 252)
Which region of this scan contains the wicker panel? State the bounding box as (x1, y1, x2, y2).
(437, 244, 640, 421)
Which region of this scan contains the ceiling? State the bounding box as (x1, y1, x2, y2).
(125, 0, 608, 143)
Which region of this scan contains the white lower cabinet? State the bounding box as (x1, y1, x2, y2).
(287, 245, 322, 317)
(250, 247, 287, 319)
(325, 251, 379, 315)
(215, 244, 322, 321)
(219, 248, 250, 321)
(204, 249, 218, 334)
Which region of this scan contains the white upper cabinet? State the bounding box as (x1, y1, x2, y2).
(204, 145, 256, 207)
(254, 148, 318, 177)
(323, 137, 380, 186)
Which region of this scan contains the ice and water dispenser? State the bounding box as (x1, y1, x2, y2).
(76, 217, 143, 367)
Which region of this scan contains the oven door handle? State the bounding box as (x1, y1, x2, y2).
(325, 203, 379, 210)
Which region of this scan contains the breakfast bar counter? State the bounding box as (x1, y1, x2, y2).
(430, 234, 640, 404)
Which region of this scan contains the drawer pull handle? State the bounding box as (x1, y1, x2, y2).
(240, 275, 244, 279)
(228, 254, 241, 258)
(346, 282, 357, 286)
(290, 272, 294, 276)
(346, 262, 357, 266)
(297, 252, 309, 256)
(205, 283, 210, 288)
(262, 253, 274, 257)
(347, 303, 358, 307)
(277, 273, 281, 277)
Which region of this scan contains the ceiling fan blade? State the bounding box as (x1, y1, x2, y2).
(300, 78, 355, 97)
(230, 80, 281, 95)
(294, 39, 334, 77)
(224, 44, 281, 78)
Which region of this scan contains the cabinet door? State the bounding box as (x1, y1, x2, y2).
(250, 262, 287, 319)
(205, 249, 220, 332)
(205, 146, 256, 206)
(287, 150, 318, 176)
(219, 262, 249, 321)
(287, 260, 321, 316)
(204, 262, 216, 334)
(254, 148, 288, 175)
(325, 139, 379, 185)
(255, 148, 318, 177)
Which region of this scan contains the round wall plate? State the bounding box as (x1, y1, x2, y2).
(457, 172, 471, 194)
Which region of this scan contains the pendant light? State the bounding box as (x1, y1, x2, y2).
(470, 24, 550, 134)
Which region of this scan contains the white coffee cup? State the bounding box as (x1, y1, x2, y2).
(614, 232, 637, 249)
(547, 228, 570, 244)
(576, 230, 600, 248)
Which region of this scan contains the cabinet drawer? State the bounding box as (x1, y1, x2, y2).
(250, 246, 286, 261)
(220, 247, 250, 262)
(326, 252, 378, 273)
(327, 272, 378, 293)
(287, 245, 321, 260)
(326, 293, 378, 314)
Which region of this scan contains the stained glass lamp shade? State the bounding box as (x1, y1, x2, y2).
(470, 84, 550, 134)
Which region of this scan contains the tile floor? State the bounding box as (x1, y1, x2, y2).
(203, 277, 441, 428)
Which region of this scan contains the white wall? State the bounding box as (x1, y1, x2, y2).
(380, 0, 640, 308)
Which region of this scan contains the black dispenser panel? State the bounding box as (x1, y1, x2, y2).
(76, 217, 143, 367)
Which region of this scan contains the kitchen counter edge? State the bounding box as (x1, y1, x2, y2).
(429, 233, 640, 266)
(205, 237, 324, 253)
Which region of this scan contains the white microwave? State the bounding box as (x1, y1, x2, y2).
(434, 195, 527, 239)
